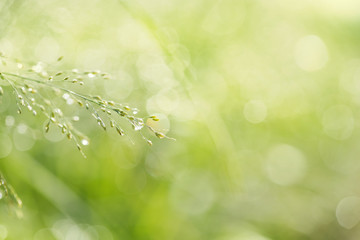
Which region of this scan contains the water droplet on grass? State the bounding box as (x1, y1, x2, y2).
(81, 139, 89, 146)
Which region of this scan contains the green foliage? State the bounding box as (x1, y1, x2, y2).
(1, 0, 360, 239)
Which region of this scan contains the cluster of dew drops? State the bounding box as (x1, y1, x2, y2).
(0, 53, 174, 158)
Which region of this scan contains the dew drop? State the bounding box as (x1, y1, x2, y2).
(54, 108, 63, 116)
(87, 73, 96, 78)
(62, 93, 70, 100)
(81, 139, 89, 146)
(132, 119, 144, 131)
(133, 124, 143, 131)
(66, 98, 74, 105)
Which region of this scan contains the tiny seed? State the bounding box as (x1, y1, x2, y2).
(67, 132, 72, 139)
(30, 88, 37, 94)
(117, 109, 126, 116)
(116, 126, 124, 136)
(155, 132, 165, 139)
(97, 118, 106, 130)
(151, 116, 160, 121)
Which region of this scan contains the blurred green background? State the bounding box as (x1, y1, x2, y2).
(1, 0, 360, 239)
